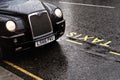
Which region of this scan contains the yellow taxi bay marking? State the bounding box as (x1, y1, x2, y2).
(66, 32, 112, 47)
(92, 38, 104, 43)
(109, 51, 120, 56)
(74, 34, 82, 38)
(79, 35, 94, 41)
(66, 39, 82, 45)
(100, 41, 112, 47)
(4, 61, 43, 80)
(66, 32, 77, 37)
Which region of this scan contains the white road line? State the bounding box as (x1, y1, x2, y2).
(59, 1, 115, 9)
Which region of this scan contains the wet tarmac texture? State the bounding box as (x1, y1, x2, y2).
(1, 0, 120, 80)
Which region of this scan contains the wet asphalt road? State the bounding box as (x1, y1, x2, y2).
(1, 0, 120, 80)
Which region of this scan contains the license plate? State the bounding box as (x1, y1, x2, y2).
(35, 35, 55, 47)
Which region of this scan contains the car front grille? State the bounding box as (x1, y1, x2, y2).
(28, 11, 53, 39)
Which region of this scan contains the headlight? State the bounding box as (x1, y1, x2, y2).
(6, 21, 16, 32)
(54, 8, 63, 18)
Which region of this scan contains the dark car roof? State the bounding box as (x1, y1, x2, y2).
(0, 0, 45, 15)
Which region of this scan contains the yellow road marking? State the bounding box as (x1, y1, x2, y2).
(66, 32, 77, 37)
(4, 61, 43, 80)
(109, 51, 120, 56)
(92, 38, 104, 43)
(100, 41, 111, 47)
(79, 35, 94, 41)
(73, 34, 82, 38)
(66, 39, 82, 45)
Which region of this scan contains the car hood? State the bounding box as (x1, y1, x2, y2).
(0, 0, 46, 15)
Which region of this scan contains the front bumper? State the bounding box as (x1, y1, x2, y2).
(0, 19, 65, 52)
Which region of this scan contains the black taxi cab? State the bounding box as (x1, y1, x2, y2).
(0, 0, 65, 59)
